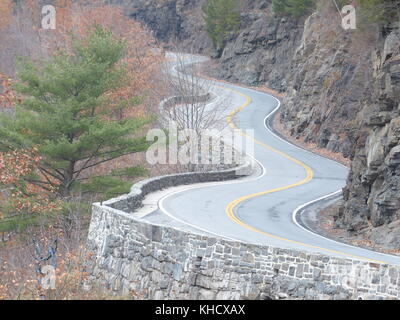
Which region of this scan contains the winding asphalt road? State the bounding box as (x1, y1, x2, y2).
(146, 54, 400, 265)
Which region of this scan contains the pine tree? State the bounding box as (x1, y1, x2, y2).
(0, 26, 152, 199)
(202, 0, 240, 53)
(358, 0, 400, 25)
(272, 0, 316, 19)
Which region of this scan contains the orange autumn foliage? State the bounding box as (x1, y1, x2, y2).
(0, 0, 13, 30)
(0, 150, 41, 185)
(1, 1, 165, 112)
(0, 149, 62, 219)
(39, 1, 165, 119)
(0, 73, 18, 108)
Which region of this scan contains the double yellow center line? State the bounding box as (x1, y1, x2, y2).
(223, 87, 386, 264)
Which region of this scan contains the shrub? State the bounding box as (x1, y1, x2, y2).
(202, 0, 240, 52)
(358, 0, 400, 24)
(273, 0, 316, 19)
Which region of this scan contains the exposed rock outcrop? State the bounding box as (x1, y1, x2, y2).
(337, 27, 400, 247)
(109, 0, 212, 53)
(119, 0, 302, 90)
(279, 9, 377, 157)
(211, 9, 302, 90)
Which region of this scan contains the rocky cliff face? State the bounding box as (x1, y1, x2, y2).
(179, 1, 372, 158)
(109, 0, 212, 52)
(120, 0, 302, 90)
(279, 9, 377, 158)
(337, 28, 400, 247)
(209, 3, 302, 91)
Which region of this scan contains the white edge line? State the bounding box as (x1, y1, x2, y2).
(255, 89, 399, 262)
(291, 190, 400, 262)
(260, 88, 399, 262)
(157, 150, 266, 242)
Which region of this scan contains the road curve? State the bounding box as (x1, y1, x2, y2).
(150, 53, 400, 265)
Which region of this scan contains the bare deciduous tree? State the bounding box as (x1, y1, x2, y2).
(156, 47, 244, 173)
(160, 49, 231, 134)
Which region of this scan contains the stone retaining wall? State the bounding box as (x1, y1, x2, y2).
(87, 186, 400, 300)
(160, 93, 212, 110)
